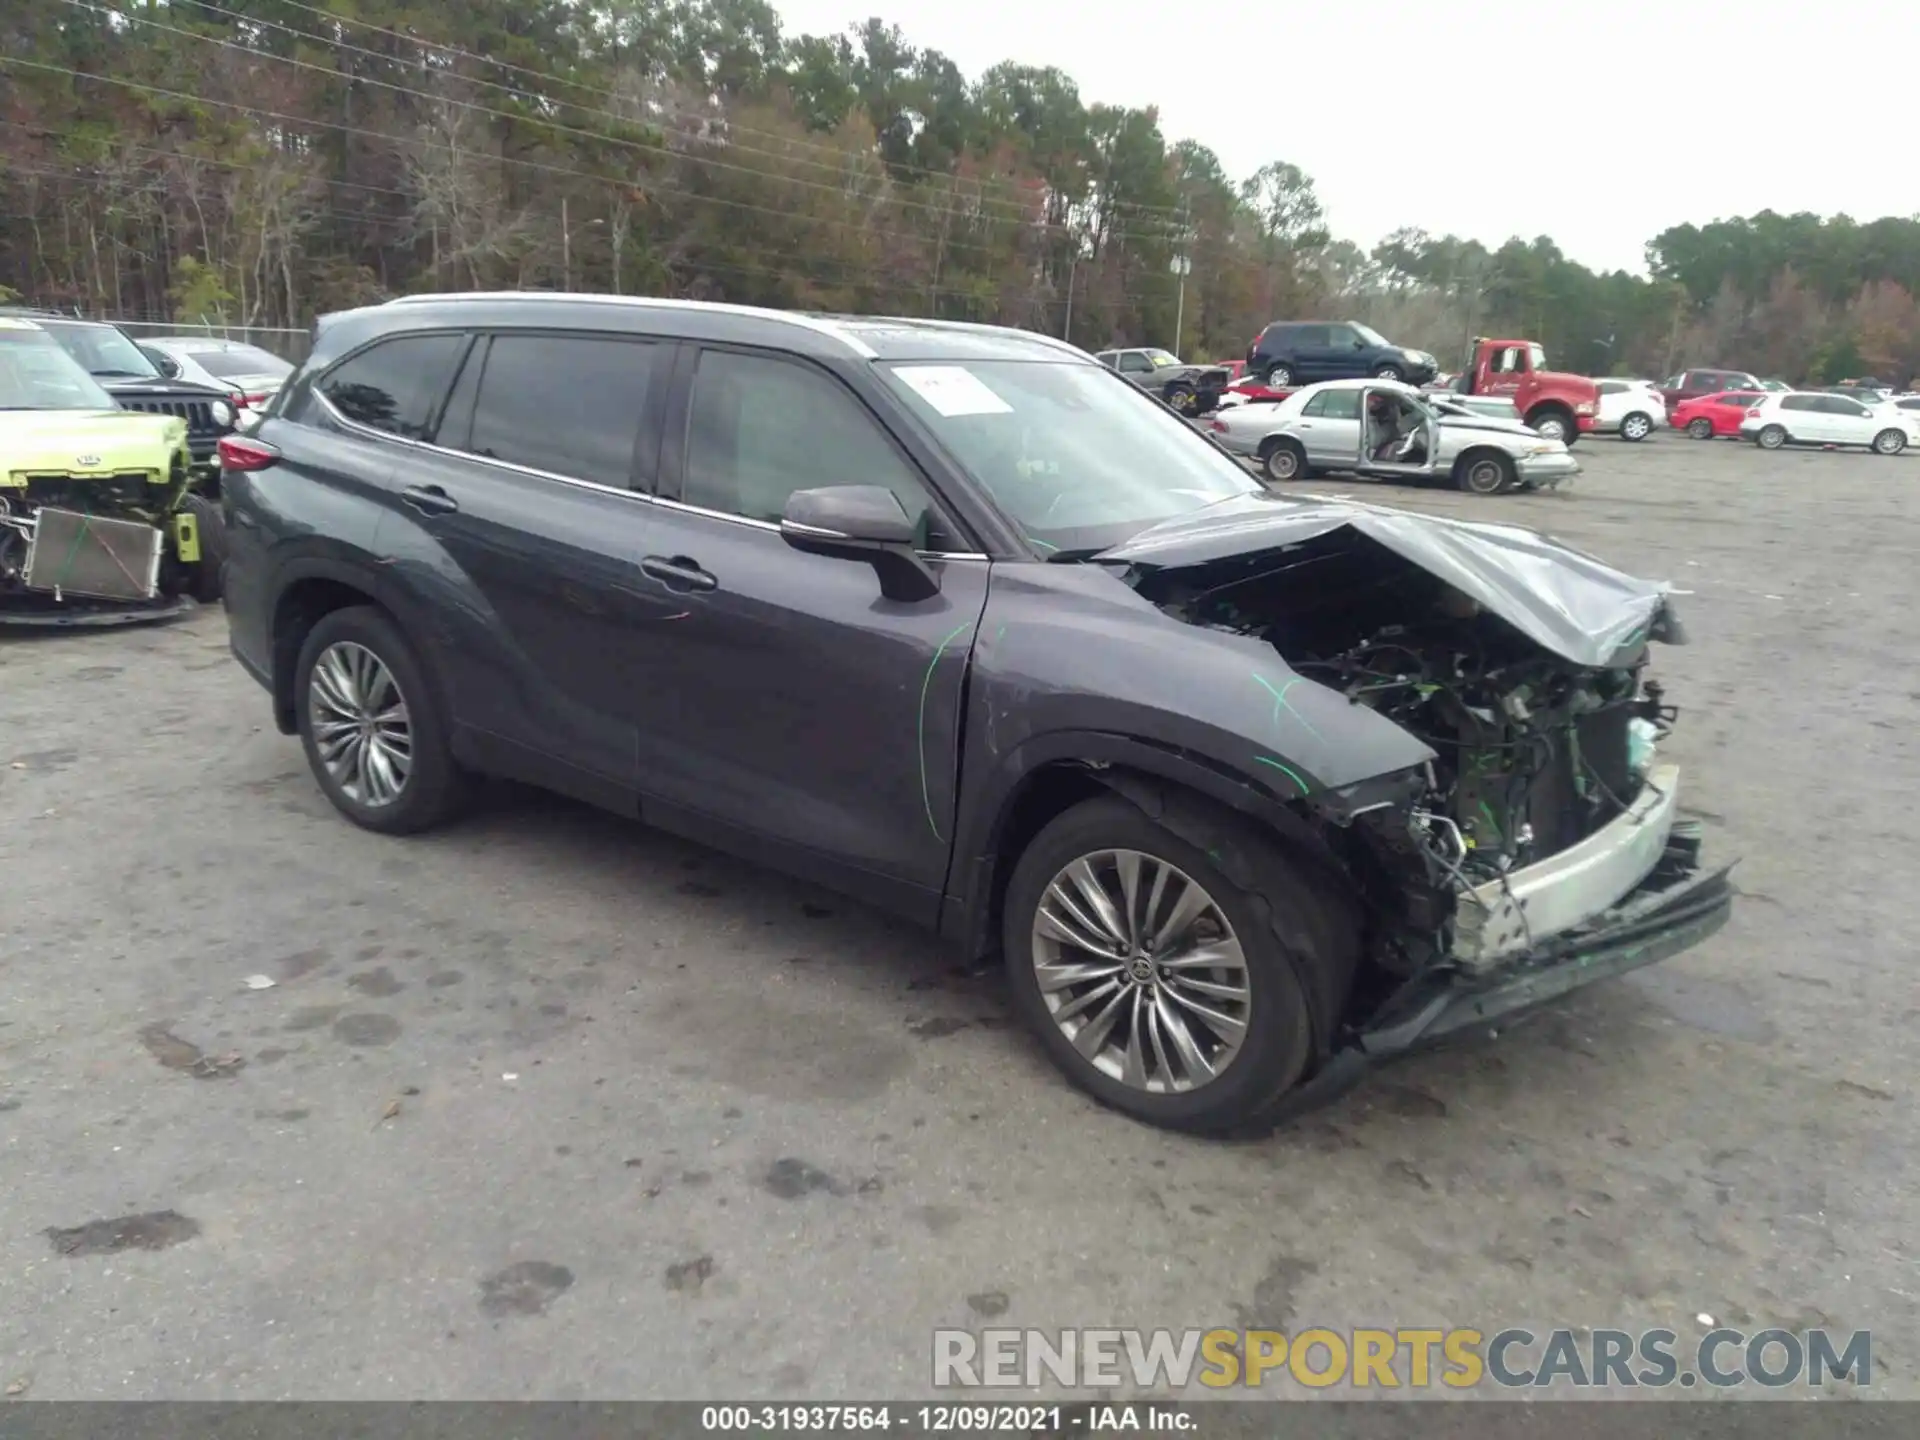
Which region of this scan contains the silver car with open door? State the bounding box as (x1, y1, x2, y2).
(1205, 378, 1580, 494)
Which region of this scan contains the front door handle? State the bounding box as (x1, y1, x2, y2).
(401, 484, 459, 515)
(641, 555, 718, 592)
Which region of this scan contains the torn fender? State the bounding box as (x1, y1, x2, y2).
(1098, 491, 1684, 669)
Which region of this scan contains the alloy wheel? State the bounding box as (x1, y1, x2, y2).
(1622, 414, 1652, 440)
(1533, 415, 1568, 441)
(1029, 849, 1250, 1094)
(1688, 419, 1713, 439)
(309, 640, 413, 807)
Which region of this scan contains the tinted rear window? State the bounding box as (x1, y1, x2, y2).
(188, 345, 293, 380)
(464, 335, 663, 487)
(318, 333, 465, 439)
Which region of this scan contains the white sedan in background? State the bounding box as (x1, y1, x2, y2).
(1739, 391, 1920, 453)
(1595, 379, 1667, 442)
(135, 337, 294, 414)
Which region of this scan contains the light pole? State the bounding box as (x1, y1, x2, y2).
(1170, 253, 1191, 356)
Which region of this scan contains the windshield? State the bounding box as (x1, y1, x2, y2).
(1351, 322, 1390, 348)
(0, 329, 119, 410)
(1144, 349, 1182, 368)
(43, 322, 162, 378)
(184, 344, 293, 380)
(880, 360, 1261, 555)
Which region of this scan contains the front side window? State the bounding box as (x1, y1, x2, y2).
(880, 359, 1260, 556)
(1324, 325, 1359, 348)
(1117, 352, 1154, 374)
(1350, 322, 1390, 348)
(1527, 344, 1547, 372)
(684, 349, 942, 534)
(319, 333, 464, 439)
(463, 336, 662, 486)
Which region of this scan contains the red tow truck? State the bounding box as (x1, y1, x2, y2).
(1445, 337, 1600, 445)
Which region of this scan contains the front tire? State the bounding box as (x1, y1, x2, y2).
(1000, 793, 1355, 1134)
(1687, 417, 1714, 440)
(1872, 428, 1906, 455)
(182, 494, 227, 603)
(294, 605, 468, 835)
(1262, 363, 1294, 388)
(1619, 412, 1653, 442)
(1164, 382, 1197, 414)
(1372, 363, 1405, 382)
(1457, 451, 1516, 494)
(1757, 424, 1787, 450)
(1526, 407, 1573, 443)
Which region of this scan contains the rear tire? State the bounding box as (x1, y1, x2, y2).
(1872, 428, 1906, 455)
(1687, 418, 1714, 440)
(294, 605, 469, 835)
(1000, 792, 1356, 1134)
(1263, 363, 1294, 388)
(1260, 437, 1308, 482)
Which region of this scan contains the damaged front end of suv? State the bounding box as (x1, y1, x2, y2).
(1104, 496, 1735, 1111)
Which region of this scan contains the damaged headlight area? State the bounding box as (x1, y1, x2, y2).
(1133, 526, 1689, 983)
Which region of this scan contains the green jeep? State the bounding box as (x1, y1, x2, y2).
(1, 317, 226, 625)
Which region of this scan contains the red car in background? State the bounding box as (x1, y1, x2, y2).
(1217, 359, 1298, 404)
(1672, 390, 1764, 439)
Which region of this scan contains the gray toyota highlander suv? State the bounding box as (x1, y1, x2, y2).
(219, 293, 1733, 1134)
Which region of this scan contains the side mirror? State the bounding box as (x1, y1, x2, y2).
(780, 485, 941, 603)
(1352, 337, 1366, 349)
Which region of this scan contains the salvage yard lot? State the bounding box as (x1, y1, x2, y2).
(1, 435, 1915, 1400)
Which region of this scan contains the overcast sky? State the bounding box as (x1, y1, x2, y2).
(769, 1, 1920, 276)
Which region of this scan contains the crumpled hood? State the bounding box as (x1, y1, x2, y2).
(0, 409, 188, 474)
(1434, 410, 1535, 437)
(1099, 491, 1682, 668)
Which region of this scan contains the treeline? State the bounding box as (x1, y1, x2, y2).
(3, 0, 1918, 384)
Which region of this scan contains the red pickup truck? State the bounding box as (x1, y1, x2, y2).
(1447, 338, 1600, 444)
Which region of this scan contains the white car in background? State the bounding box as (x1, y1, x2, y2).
(135, 337, 294, 416)
(1595, 379, 1666, 442)
(1739, 391, 1920, 454)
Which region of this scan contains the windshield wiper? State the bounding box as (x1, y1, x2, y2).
(1044, 546, 1110, 563)
(89, 368, 147, 377)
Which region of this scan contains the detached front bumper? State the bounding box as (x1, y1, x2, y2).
(1517, 451, 1580, 489)
(1266, 816, 1735, 1123)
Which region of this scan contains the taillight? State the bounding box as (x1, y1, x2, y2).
(239, 392, 270, 407)
(1207, 418, 1228, 433)
(217, 434, 279, 471)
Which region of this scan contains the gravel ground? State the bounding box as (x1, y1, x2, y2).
(1, 432, 1914, 1404)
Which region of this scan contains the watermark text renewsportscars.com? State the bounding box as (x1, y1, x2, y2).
(932, 1326, 1872, 1391)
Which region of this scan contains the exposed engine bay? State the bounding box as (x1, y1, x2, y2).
(1133, 527, 1682, 980)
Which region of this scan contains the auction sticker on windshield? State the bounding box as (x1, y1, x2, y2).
(894, 365, 1014, 417)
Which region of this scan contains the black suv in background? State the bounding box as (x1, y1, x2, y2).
(3, 311, 239, 485)
(1247, 320, 1438, 389)
(220, 292, 1729, 1134)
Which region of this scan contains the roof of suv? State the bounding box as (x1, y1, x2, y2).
(361, 292, 1088, 366)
